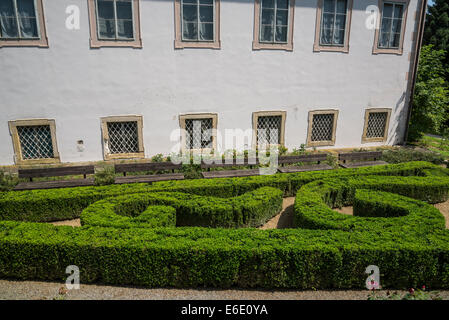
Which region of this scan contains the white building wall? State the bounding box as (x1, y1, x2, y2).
(0, 0, 419, 165)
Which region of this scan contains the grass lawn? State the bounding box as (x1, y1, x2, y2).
(413, 134, 449, 159)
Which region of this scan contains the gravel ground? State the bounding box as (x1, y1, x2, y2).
(1, 279, 448, 300)
(259, 197, 295, 229)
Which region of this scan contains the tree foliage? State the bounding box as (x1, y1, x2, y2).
(409, 45, 449, 141)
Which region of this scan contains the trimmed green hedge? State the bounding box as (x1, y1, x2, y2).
(0, 161, 435, 223)
(81, 187, 283, 229)
(0, 161, 449, 289)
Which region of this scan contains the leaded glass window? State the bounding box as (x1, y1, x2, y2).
(96, 0, 134, 40)
(17, 125, 54, 159)
(311, 113, 335, 142)
(181, 0, 214, 41)
(366, 112, 388, 138)
(107, 121, 139, 154)
(378, 2, 404, 49)
(0, 0, 39, 39)
(257, 115, 282, 146)
(320, 0, 347, 46)
(185, 118, 213, 149)
(259, 0, 289, 43)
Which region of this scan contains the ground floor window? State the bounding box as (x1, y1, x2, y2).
(101, 115, 144, 160)
(362, 108, 391, 143)
(307, 110, 339, 147)
(179, 113, 218, 152)
(8, 119, 60, 164)
(252, 111, 286, 149)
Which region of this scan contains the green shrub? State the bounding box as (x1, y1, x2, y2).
(381, 148, 445, 165)
(94, 166, 116, 186)
(0, 171, 18, 192)
(81, 187, 282, 229)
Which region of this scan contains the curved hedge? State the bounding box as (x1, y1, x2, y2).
(81, 187, 283, 229)
(1, 161, 449, 289)
(0, 161, 437, 222)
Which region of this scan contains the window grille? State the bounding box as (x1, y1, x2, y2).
(17, 125, 54, 159)
(378, 2, 404, 49)
(257, 115, 282, 146)
(107, 121, 139, 154)
(366, 112, 388, 138)
(185, 118, 213, 149)
(311, 113, 334, 142)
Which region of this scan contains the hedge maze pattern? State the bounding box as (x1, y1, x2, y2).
(1, 161, 449, 289)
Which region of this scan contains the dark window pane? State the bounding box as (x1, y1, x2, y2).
(200, 0, 213, 5)
(277, 0, 288, 10)
(336, 0, 347, 13)
(262, 0, 274, 9)
(183, 0, 197, 4)
(275, 26, 287, 42)
(183, 22, 197, 40)
(116, 0, 132, 19)
(391, 32, 400, 47)
(17, 0, 38, 38)
(182, 4, 197, 22)
(393, 4, 403, 18)
(383, 3, 393, 18)
(199, 5, 213, 22)
(97, 0, 115, 19)
(333, 28, 345, 45)
(334, 13, 346, 30)
(321, 27, 332, 44)
(392, 18, 402, 33)
(322, 12, 334, 29)
(276, 9, 288, 26)
(199, 22, 213, 40)
(323, 0, 335, 13)
(260, 25, 273, 42)
(117, 19, 133, 38)
(0, 0, 18, 38)
(261, 8, 274, 25)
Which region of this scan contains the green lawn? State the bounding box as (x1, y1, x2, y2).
(414, 135, 449, 159)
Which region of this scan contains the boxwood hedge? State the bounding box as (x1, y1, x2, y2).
(0, 161, 449, 289)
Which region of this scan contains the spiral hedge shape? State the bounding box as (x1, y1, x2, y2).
(1, 161, 449, 289)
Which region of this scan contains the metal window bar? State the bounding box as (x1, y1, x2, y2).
(259, 0, 289, 44)
(378, 2, 403, 49)
(320, 0, 347, 46)
(185, 118, 213, 149)
(366, 112, 388, 138)
(0, 0, 40, 40)
(311, 113, 334, 141)
(107, 121, 139, 154)
(257, 116, 282, 147)
(181, 0, 215, 42)
(96, 0, 135, 41)
(17, 125, 54, 159)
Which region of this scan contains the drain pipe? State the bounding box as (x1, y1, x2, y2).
(402, 0, 428, 145)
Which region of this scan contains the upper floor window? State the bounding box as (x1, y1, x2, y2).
(373, 0, 409, 55)
(252, 0, 295, 51)
(88, 0, 142, 48)
(175, 0, 220, 49)
(314, 0, 352, 53)
(0, 0, 48, 47)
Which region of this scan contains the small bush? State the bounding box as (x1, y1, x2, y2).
(381, 148, 445, 165)
(0, 171, 18, 192)
(94, 166, 116, 186)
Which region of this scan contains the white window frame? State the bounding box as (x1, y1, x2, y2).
(377, 1, 405, 49)
(0, 0, 41, 40)
(95, 0, 135, 41)
(259, 0, 289, 44)
(180, 0, 215, 42)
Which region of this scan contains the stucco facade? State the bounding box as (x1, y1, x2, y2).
(0, 0, 424, 165)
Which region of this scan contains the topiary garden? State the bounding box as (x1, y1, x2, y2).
(1, 161, 449, 289)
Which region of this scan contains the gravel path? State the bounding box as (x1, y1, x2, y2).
(1, 279, 447, 300)
(259, 197, 295, 229)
